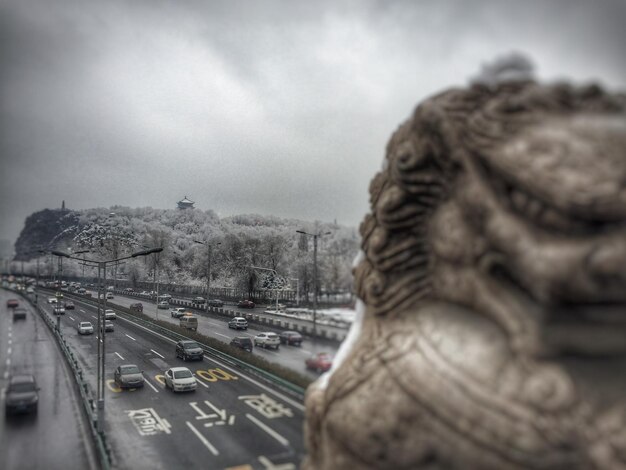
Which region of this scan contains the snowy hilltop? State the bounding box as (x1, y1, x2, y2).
(14, 206, 359, 299)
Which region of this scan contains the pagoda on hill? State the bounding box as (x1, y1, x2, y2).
(177, 196, 195, 210)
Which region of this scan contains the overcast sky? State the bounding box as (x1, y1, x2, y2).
(1, 0, 624, 247)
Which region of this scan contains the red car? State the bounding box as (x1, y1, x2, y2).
(6, 299, 19, 309)
(305, 353, 333, 373)
(237, 300, 255, 309)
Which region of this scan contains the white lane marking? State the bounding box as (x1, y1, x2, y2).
(300, 348, 312, 354)
(3, 371, 8, 380)
(214, 332, 229, 339)
(7, 347, 11, 355)
(69, 316, 75, 321)
(7, 339, 11, 346)
(125, 334, 136, 341)
(246, 413, 289, 446)
(80, 309, 86, 313)
(5, 358, 10, 367)
(258, 456, 295, 470)
(143, 377, 160, 393)
(150, 349, 164, 359)
(91, 315, 97, 320)
(185, 421, 219, 456)
(116, 315, 305, 412)
(114, 352, 125, 360)
(193, 374, 209, 388)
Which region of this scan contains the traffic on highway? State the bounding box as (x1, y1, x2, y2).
(0, 290, 97, 469)
(2, 286, 307, 469)
(84, 288, 341, 378)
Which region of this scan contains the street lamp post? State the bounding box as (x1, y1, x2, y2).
(52, 247, 162, 434)
(194, 240, 221, 315)
(155, 260, 159, 321)
(296, 230, 331, 337)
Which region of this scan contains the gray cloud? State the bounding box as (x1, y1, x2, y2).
(1, 0, 625, 247)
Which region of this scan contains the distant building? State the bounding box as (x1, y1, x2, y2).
(177, 196, 195, 210)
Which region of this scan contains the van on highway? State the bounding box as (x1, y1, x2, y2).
(179, 315, 198, 331)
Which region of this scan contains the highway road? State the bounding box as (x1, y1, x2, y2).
(0, 289, 97, 470)
(39, 292, 307, 469)
(86, 290, 339, 379)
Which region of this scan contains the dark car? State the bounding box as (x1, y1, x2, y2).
(114, 364, 144, 389)
(237, 300, 255, 309)
(5, 374, 39, 414)
(191, 296, 206, 305)
(6, 299, 19, 309)
(207, 299, 224, 307)
(176, 340, 204, 361)
(279, 331, 303, 346)
(129, 302, 143, 313)
(230, 336, 253, 352)
(12, 308, 27, 321)
(64, 300, 75, 310)
(306, 352, 333, 373)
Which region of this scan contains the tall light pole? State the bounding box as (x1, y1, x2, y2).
(296, 230, 331, 337)
(194, 240, 221, 315)
(52, 247, 162, 434)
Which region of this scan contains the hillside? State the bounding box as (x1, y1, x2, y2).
(14, 206, 359, 298)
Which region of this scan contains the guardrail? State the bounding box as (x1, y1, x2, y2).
(50, 289, 308, 398)
(111, 289, 349, 342)
(7, 288, 111, 470)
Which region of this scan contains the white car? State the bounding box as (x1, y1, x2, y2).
(157, 301, 169, 309)
(228, 317, 248, 330)
(77, 321, 94, 335)
(47, 297, 57, 304)
(53, 305, 66, 315)
(105, 309, 116, 320)
(254, 332, 281, 350)
(26, 287, 34, 294)
(164, 367, 197, 392)
(170, 308, 188, 318)
(106, 292, 114, 299)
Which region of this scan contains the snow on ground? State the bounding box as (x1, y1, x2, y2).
(263, 306, 356, 327)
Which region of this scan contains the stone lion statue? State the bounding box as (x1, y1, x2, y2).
(304, 62, 626, 469)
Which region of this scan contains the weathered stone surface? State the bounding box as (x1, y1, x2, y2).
(304, 76, 626, 469)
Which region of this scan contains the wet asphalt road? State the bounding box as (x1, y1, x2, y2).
(40, 293, 307, 469)
(0, 289, 96, 470)
(86, 290, 339, 379)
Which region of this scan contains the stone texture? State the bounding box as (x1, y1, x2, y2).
(304, 79, 626, 469)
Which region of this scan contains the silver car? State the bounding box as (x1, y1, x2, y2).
(77, 321, 94, 335)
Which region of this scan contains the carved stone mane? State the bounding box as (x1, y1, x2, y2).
(304, 80, 626, 469)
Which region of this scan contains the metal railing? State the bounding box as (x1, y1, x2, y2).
(6, 288, 111, 470)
